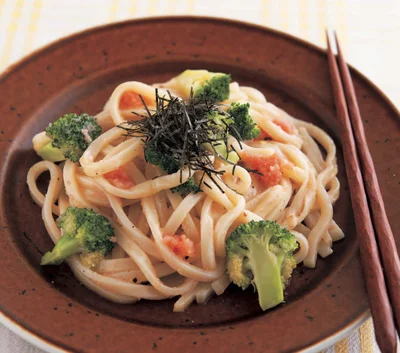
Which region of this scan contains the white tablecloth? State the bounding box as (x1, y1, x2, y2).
(0, 0, 399, 352)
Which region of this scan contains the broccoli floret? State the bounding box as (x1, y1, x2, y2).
(144, 146, 200, 195)
(145, 147, 180, 175)
(227, 102, 260, 140)
(40, 207, 114, 267)
(171, 177, 200, 194)
(173, 70, 231, 102)
(226, 220, 298, 311)
(204, 111, 239, 164)
(195, 74, 231, 102)
(44, 113, 102, 162)
(32, 132, 65, 162)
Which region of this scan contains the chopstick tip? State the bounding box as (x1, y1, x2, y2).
(333, 31, 342, 54)
(325, 29, 338, 54)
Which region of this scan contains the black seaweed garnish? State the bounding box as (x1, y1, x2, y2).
(118, 89, 243, 190)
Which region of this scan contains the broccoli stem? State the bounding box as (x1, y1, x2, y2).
(37, 141, 65, 162)
(40, 235, 81, 265)
(247, 241, 284, 310)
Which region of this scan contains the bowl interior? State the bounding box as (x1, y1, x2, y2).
(3, 61, 354, 327)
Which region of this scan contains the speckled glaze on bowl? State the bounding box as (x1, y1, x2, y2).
(0, 16, 399, 353)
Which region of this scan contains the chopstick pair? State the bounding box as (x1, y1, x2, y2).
(326, 31, 400, 353)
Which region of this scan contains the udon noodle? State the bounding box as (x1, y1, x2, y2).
(27, 73, 343, 311)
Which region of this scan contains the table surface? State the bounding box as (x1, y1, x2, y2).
(0, 0, 399, 352)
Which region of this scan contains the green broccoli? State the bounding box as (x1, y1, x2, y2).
(227, 102, 260, 140)
(171, 177, 200, 194)
(41, 207, 114, 267)
(144, 147, 180, 175)
(204, 111, 239, 164)
(226, 220, 298, 311)
(144, 146, 200, 195)
(43, 113, 102, 162)
(173, 70, 231, 102)
(32, 132, 65, 162)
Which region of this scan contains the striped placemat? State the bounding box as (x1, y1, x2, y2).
(1, 1, 398, 352)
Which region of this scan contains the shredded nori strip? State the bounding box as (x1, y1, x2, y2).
(118, 89, 243, 190)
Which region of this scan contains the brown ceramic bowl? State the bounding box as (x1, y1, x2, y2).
(0, 17, 399, 353)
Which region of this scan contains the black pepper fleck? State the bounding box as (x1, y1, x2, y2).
(331, 294, 336, 298)
(54, 307, 58, 310)
(102, 50, 108, 62)
(10, 106, 16, 111)
(306, 315, 314, 321)
(68, 303, 72, 307)
(193, 341, 197, 345)
(72, 72, 85, 79)
(200, 332, 206, 336)
(153, 342, 157, 350)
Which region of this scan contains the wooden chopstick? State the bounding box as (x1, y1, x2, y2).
(326, 31, 398, 353)
(334, 32, 400, 334)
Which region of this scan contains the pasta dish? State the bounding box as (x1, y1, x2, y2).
(27, 70, 343, 312)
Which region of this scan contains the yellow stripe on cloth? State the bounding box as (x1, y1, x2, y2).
(23, 0, 43, 54)
(0, 0, 25, 69)
(186, 0, 195, 14)
(109, 0, 120, 21)
(337, 0, 347, 51)
(317, 0, 326, 46)
(261, 0, 269, 27)
(334, 336, 349, 353)
(279, 0, 289, 31)
(359, 319, 374, 353)
(167, 0, 178, 14)
(299, 0, 309, 39)
(0, 0, 6, 17)
(147, 0, 158, 16)
(129, 0, 138, 17)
